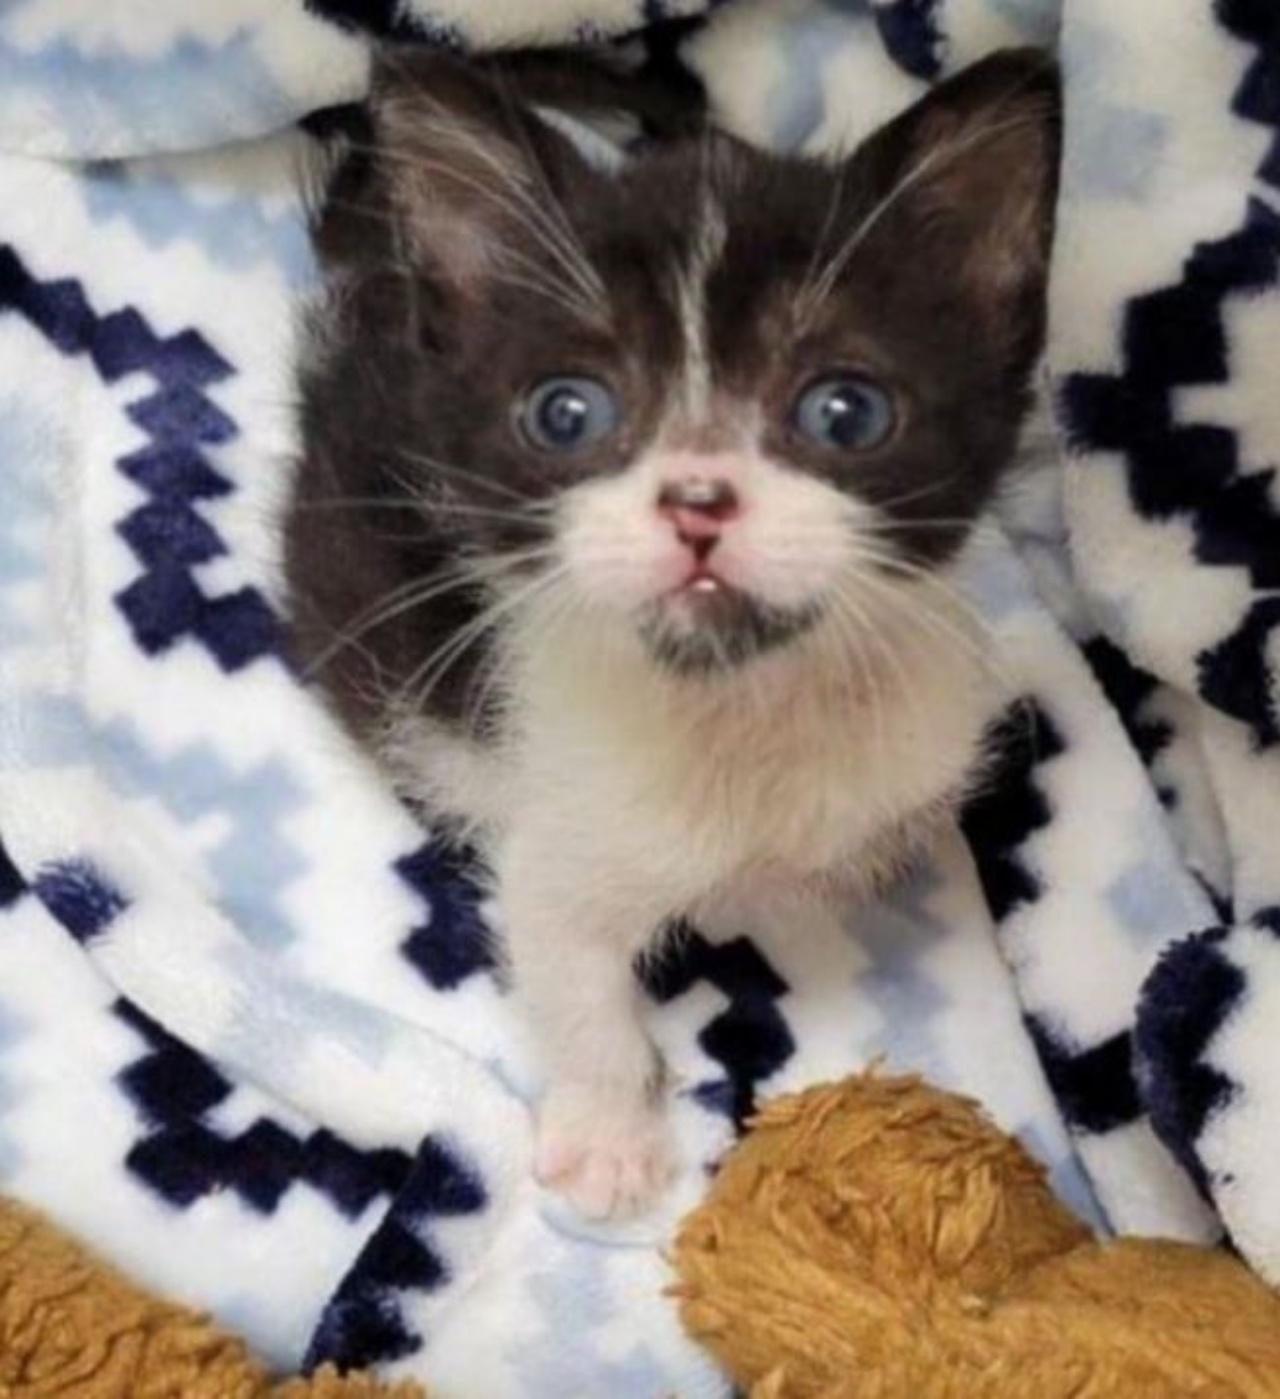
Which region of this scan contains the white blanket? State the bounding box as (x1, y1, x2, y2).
(1, 2, 1276, 1393)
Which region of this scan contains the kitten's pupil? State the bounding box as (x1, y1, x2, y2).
(795, 376, 895, 452)
(520, 376, 620, 453)
(544, 390, 588, 444)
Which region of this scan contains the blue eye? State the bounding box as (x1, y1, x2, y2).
(519, 376, 620, 453)
(794, 375, 895, 452)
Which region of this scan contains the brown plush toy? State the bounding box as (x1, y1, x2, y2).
(674, 1073, 1280, 1398)
(0, 1197, 422, 1398)
(7, 1073, 1280, 1398)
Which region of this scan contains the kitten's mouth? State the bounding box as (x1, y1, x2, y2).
(639, 579, 821, 676)
(672, 566, 737, 608)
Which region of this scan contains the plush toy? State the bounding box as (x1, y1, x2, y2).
(6, 1074, 1280, 1399)
(674, 1073, 1280, 1398)
(0, 1196, 421, 1398)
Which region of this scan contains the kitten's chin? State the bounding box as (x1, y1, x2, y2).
(637, 585, 822, 677)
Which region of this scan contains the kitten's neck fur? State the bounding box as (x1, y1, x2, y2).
(389, 551, 993, 900)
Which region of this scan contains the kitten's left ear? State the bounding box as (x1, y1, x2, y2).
(860, 47, 1060, 362)
(368, 50, 601, 304)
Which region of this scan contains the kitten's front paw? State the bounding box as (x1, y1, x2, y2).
(535, 1086, 674, 1220)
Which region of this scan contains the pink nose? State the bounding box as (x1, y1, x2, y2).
(657, 478, 740, 561)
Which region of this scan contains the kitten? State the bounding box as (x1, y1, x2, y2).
(287, 47, 1059, 1220)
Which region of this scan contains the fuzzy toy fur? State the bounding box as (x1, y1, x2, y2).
(0, 1196, 422, 1399)
(675, 1073, 1280, 1398)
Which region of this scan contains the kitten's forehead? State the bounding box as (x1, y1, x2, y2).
(595, 138, 974, 403)
(570, 141, 831, 427)
(609, 140, 833, 280)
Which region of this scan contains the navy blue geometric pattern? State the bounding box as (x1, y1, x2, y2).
(32, 858, 129, 944)
(1060, 3, 1280, 747)
(963, 702, 1145, 1138)
(641, 927, 795, 1130)
(873, 0, 943, 80)
(1135, 926, 1242, 1197)
(1222, 0, 1280, 188)
(115, 1000, 413, 1216)
(0, 840, 25, 910)
(306, 1134, 487, 1372)
(1026, 1018, 1142, 1137)
(0, 245, 281, 671)
(1082, 636, 1174, 795)
(395, 839, 497, 991)
(961, 701, 1064, 922)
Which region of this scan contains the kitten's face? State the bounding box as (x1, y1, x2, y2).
(311, 49, 1058, 681)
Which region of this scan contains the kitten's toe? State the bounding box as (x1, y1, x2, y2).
(535, 1088, 673, 1220)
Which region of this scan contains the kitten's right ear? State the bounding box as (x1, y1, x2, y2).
(853, 47, 1060, 369)
(369, 50, 596, 303)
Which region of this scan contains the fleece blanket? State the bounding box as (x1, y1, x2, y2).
(0, 0, 1276, 1393)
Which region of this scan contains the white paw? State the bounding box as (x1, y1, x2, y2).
(534, 1086, 674, 1221)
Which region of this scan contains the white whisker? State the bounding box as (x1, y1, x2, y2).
(301, 547, 551, 679)
(394, 449, 538, 505)
(400, 563, 567, 718)
(797, 112, 1049, 325)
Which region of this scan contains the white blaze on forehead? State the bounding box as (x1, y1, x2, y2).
(677, 185, 728, 421)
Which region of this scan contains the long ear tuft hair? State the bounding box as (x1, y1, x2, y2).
(366, 50, 606, 315)
(845, 47, 1061, 372)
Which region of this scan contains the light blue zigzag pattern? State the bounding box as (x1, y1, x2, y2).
(0, 689, 309, 949)
(986, 0, 1060, 42)
(1020, 1119, 1109, 1233)
(0, 994, 32, 1178)
(861, 859, 1106, 1231)
(81, 162, 316, 289)
(770, 1, 868, 151)
(1106, 853, 1207, 948)
(0, 393, 308, 948)
(857, 859, 951, 1080)
(97, 717, 310, 948)
(517, 1243, 677, 1399)
(0, 30, 294, 153)
(0, 691, 91, 771)
(215, 938, 394, 1077)
(0, 402, 51, 652)
(1061, 19, 1168, 202)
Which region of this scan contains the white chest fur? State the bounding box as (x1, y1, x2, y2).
(401, 584, 997, 925)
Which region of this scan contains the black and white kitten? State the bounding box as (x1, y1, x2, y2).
(287, 48, 1059, 1220)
